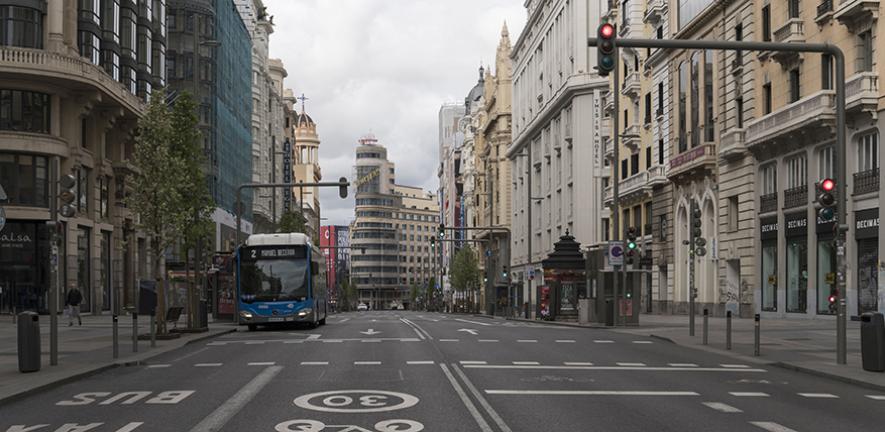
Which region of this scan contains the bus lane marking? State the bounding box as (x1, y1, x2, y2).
(292, 390, 419, 413)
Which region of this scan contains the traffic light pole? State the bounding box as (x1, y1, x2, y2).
(589, 36, 847, 364)
(612, 54, 621, 327)
(48, 156, 59, 366)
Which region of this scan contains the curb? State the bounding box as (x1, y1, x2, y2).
(649, 334, 676, 344)
(771, 362, 885, 393)
(0, 327, 236, 407)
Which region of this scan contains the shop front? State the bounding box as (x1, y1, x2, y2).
(855, 208, 879, 315)
(784, 212, 808, 314)
(0, 220, 50, 314)
(759, 216, 779, 312)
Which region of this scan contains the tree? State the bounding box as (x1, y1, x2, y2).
(278, 210, 307, 233)
(410, 282, 420, 309)
(450, 247, 482, 311)
(127, 89, 189, 334)
(338, 279, 357, 311)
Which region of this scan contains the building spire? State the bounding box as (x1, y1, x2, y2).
(297, 93, 309, 114)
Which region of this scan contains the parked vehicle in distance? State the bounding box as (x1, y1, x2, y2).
(357, 303, 368, 311)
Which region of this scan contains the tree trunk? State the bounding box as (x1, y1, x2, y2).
(185, 247, 192, 329)
(153, 238, 167, 334)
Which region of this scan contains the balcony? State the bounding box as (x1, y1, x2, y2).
(746, 90, 836, 153)
(622, 124, 641, 151)
(816, 0, 835, 23)
(854, 168, 880, 195)
(772, 19, 805, 64)
(845, 72, 879, 113)
(604, 136, 613, 161)
(600, 117, 612, 140)
(644, 0, 667, 24)
(604, 91, 614, 114)
(668, 143, 717, 179)
(783, 186, 808, 209)
(720, 128, 747, 160)
(834, 0, 879, 31)
(648, 164, 668, 187)
(603, 170, 653, 204)
(760, 193, 778, 214)
(621, 71, 641, 99)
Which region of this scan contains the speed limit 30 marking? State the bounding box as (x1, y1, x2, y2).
(293, 390, 419, 413)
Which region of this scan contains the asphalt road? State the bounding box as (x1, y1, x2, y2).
(2, 311, 883, 432)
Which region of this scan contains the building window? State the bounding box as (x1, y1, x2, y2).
(788, 0, 800, 18)
(858, 131, 879, 172)
(762, 239, 777, 311)
(821, 54, 833, 90)
(658, 139, 664, 165)
(817, 236, 837, 315)
(690, 53, 700, 148)
(0, 6, 43, 48)
(858, 31, 874, 72)
(761, 163, 777, 195)
(727, 196, 738, 231)
(644, 92, 651, 125)
(646, 146, 652, 170)
(621, 159, 628, 180)
(785, 153, 807, 189)
(0, 89, 51, 133)
(678, 61, 688, 153)
(789, 68, 800, 103)
(630, 153, 639, 175)
(0, 153, 48, 207)
(120, 4, 136, 60)
(786, 235, 807, 313)
(79, 30, 101, 65)
(762, 4, 771, 42)
(99, 175, 110, 219)
(77, 167, 91, 214)
(704, 50, 714, 142)
(657, 82, 664, 116)
(77, 227, 93, 313)
(678, 0, 716, 29)
(734, 22, 743, 65)
(763, 82, 772, 114)
(656, 25, 663, 39)
(736, 96, 744, 128)
(819, 145, 835, 179)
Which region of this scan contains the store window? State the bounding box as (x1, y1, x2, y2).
(76, 167, 90, 214)
(0, 89, 51, 133)
(77, 227, 92, 313)
(760, 217, 778, 312)
(816, 235, 836, 315)
(0, 153, 48, 207)
(785, 213, 808, 313)
(855, 209, 879, 314)
(0, 5, 43, 49)
(101, 231, 111, 311)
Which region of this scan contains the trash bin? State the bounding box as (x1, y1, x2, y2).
(860, 312, 885, 372)
(17, 311, 40, 373)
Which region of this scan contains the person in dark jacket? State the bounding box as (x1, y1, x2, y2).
(65, 287, 83, 326)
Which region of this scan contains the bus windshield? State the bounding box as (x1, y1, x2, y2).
(239, 246, 309, 302)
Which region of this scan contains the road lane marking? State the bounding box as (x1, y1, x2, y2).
(730, 392, 770, 397)
(439, 339, 459, 342)
(669, 363, 699, 367)
(188, 365, 282, 432)
(617, 362, 646, 367)
(478, 339, 499, 342)
(564, 362, 594, 366)
(484, 390, 700, 397)
(407, 361, 435, 365)
(301, 362, 329, 366)
(321, 340, 343, 343)
(452, 365, 514, 432)
(798, 393, 838, 398)
(517, 339, 537, 343)
(354, 361, 382, 365)
(749, 421, 799, 432)
(460, 361, 487, 365)
(455, 318, 493, 326)
(462, 365, 766, 372)
(866, 395, 885, 400)
(361, 339, 382, 343)
(147, 364, 171, 368)
(702, 402, 743, 413)
(439, 364, 493, 432)
(400, 318, 434, 340)
(194, 363, 222, 367)
(721, 364, 751, 368)
(555, 340, 576, 343)
(245, 341, 265, 345)
(594, 340, 614, 343)
(284, 340, 305, 344)
(513, 361, 540, 365)
(632, 341, 653, 344)
(248, 362, 275, 366)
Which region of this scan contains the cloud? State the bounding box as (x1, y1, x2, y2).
(264, 0, 526, 226)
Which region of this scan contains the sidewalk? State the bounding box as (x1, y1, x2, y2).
(0, 313, 236, 405)
(504, 313, 885, 391)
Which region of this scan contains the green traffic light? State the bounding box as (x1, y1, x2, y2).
(627, 241, 637, 250)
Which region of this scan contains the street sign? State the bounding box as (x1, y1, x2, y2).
(0, 206, 5, 232)
(608, 241, 624, 266)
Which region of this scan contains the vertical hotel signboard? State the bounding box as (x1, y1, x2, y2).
(283, 138, 292, 212)
(320, 226, 338, 293)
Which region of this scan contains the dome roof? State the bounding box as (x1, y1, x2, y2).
(296, 112, 315, 128)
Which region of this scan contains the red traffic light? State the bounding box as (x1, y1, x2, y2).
(599, 23, 615, 39)
(820, 178, 835, 192)
(828, 294, 837, 304)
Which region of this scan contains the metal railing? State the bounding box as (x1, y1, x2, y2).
(760, 193, 778, 213)
(853, 168, 879, 195)
(783, 185, 808, 209)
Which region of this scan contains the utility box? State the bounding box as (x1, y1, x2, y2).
(17, 311, 40, 373)
(860, 312, 885, 372)
(578, 298, 590, 324)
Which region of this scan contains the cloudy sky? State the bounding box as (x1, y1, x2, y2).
(263, 0, 526, 226)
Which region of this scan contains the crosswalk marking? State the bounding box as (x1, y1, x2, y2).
(749, 421, 799, 432)
(301, 361, 329, 365)
(594, 340, 614, 343)
(516, 339, 537, 343)
(460, 361, 488, 365)
(563, 362, 594, 366)
(147, 364, 171, 368)
(407, 361, 435, 365)
(702, 402, 743, 413)
(617, 362, 646, 367)
(798, 393, 838, 398)
(512, 361, 540, 365)
(730, 392, 769, 397)
(669, 363, 698, 367)
(354, 361, 382, 365)
(194, 363, 222, 367)
(248, 362, 276, 366)
(866, 395, 885, 400)
(555, 340, 576, 343)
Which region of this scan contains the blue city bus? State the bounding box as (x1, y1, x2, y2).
(236, 233, 328, 330)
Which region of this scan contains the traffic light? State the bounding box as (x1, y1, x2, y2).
(501, 265, 509, 279)
(597, 23, 617, 76)
(438, 224, 445, 239)
(690, 201, 706, 257)
(625, 226, 637, 265)
(58, 173, 77, 218)
(828, 289, 838, 312)
(430, 236, 436, 247)
(817, 178, 836, 221)
(338, 176, 348, 198)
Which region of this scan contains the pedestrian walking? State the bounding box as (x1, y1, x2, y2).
(65, 287, 83, 326)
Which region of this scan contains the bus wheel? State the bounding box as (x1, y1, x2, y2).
(319, 317, 326, 326)
(247, 324, 257, 331)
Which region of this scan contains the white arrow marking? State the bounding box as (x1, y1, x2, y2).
(360, 329, 381, 335)
(458, 329, 479, 335)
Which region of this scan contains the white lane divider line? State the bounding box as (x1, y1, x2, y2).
(669, 363, 699, 367)
(749, 421, 799, 432)
(455, 318, 494, 326)
(207, 342, 226, 346)
(721, 364, 751, 368)
(594, 340, 615, 343)
(632, 341, 654, 344)
(407, 361, 435, 365)
(452, 365, 514, 432)
(798, 393, 839, 398)
(188, 365, 282, 432)
(440, 364, 494, 432)
(244, 341, 265, 345)
(702, 402, 743, 413)
(555, 340, 576, 343)
(361, 339, 382, 343)
(354, 361, 382, 365)
(617, 362, 647, 367)
(194, 363, 223, 367)
(478, 339, 500, 343)
(512, 361, 540, 365)
(439, 339, 460, 342)
(564, 362, 594, 366)
(300, 361, 329, 366)
(247, 362, 276, 366)
(460, 361, 488, 365)
(147, 364, 171, 368)
(484, 390, 700, 396)
(516, 339, 537, 343)
(730, 392, 770, 397)
(320, 340, 343, 343)
(462, 364, 765, 372)
(866, 395, 885, 400)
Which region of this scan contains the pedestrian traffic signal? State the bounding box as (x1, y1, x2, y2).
(817, 178, 836, 221)
(690, 201, 707, 256)
(597, 23, 617, 76)
(58, 173, 77, 218)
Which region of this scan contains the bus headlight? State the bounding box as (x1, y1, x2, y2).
(297, 308, 312, 317)
(239, 311, 253, 320)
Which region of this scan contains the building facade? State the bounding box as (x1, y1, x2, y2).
(508, 0, 609, 318)
(437, 102, 466, 296)
(0, 0, 165, 315)
(287, 96, 322, 242)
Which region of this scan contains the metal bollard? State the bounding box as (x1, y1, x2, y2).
(754, 313, 761, 356)
(150, 313, 156, 348)
(726, 311, 732, 350)
(112, 314, 119, 359)
(703, 309, 709, 345)
(132, 313, 138, 353)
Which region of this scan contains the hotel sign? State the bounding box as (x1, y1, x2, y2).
(283, 138, 292, 212)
